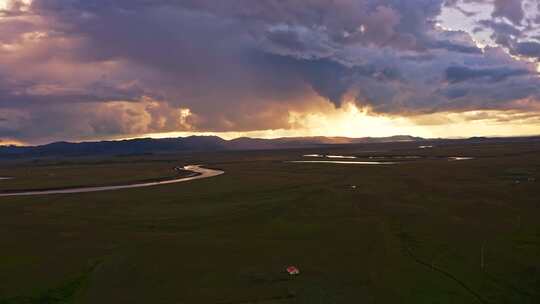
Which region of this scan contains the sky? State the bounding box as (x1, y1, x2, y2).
(1, 0, 540, 145)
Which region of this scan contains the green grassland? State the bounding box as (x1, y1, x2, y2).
(0, 141, 539, 303)
(0, 160, 185, 192)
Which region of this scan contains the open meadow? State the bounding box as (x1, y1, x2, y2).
(1, 140, 539, 303)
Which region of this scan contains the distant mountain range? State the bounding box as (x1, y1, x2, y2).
(0, 135, 423, 157)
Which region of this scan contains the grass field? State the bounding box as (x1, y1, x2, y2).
(1, 141, 539, 303)
(0, 159, 185, 192)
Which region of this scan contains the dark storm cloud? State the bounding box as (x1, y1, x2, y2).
(474, 1, 539, 59)
(513, 41, 540, 58)
(445, 66, 531, 83)
(478, 20, 523, 38)
(481, 29, 540, 60)
(438, 79, 540, 111)
(428, 39, 482, 54)
(493, 0, 524, 25)
(0, 0, 540, 143)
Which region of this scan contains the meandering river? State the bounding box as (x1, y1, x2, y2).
(0, 165, 224, 197)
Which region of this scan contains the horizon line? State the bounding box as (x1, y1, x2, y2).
(3, 133, 540, 148)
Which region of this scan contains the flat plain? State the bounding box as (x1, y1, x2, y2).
(0, 140, 539, 303)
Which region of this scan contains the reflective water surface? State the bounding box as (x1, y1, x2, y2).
(369, 156, 422, 159)
(448, 157, 474, 161)
(302, 154, 357, 159)
(289, 161, 397, 165)
(326, 155, 357, 159)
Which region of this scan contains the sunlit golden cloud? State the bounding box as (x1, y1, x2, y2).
(0, 138, 25, 146)
(0, 0, 31, 11)
(145, 103, 540, 140)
